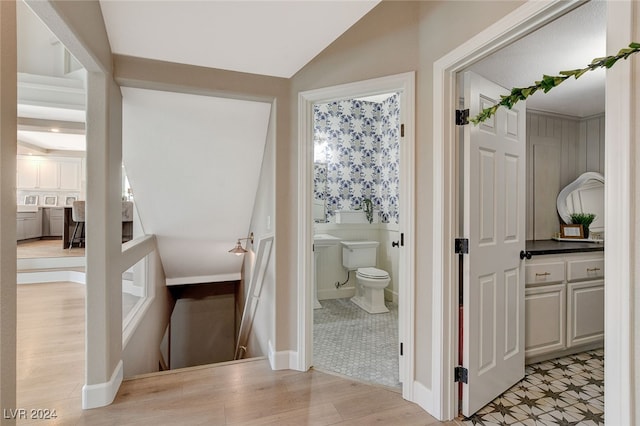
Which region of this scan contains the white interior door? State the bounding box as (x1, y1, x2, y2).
(461, 71, 526, 416)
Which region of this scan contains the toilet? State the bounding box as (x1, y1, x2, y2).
(341, 240, 390, 314)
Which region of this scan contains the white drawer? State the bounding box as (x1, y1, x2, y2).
(525, 261, 565, 285)
(567, 258, 604, 282)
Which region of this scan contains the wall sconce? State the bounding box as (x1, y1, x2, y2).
(228, 232, 254, 256)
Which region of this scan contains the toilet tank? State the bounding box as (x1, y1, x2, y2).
(341, 240, 379, 269)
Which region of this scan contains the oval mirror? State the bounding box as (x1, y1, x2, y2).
(556, 171, 605, 234)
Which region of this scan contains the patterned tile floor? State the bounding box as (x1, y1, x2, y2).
(461, 349, 604, 426)
(313, 297, 400, 389)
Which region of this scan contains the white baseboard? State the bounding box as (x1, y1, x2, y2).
(384, 287, 398, 304)
(17, 256, 85, 270)
(18, 271, 142, 297)
(267, 340, 297, 370)
(317, 286, 355, 300)
(412, 380, 443, 421)
(18, 270, 85, 284)
(82, 360, 123, 409)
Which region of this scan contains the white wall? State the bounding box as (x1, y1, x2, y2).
(313, 222, 400, 303)
(527, 111, 605, 240)
(291, 0, 524, 397)
(17, 1, 65, 76)
(122, 249, 172, 378)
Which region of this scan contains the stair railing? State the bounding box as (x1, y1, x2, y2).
(234, 234, 274, 360)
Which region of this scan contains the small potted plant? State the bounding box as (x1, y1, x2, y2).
(570, 213, 596, 239)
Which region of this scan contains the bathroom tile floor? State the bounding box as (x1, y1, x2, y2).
(460, 348, 604, 426)
(313, 297, 400, 389)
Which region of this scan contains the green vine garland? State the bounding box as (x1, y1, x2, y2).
(470, 42, 640, 125)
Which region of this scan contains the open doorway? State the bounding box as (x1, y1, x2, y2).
(14, 0, 89, 414)
(311, 91, 402, 388)
(298, 72, 416, 400)
(16, 0, 87, 271)
(454, 1, 606, 423)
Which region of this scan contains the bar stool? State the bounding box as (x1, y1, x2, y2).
(69, 201, 85, 250)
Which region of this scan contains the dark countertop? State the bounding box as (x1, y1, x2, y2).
(525, 239, 604, 256)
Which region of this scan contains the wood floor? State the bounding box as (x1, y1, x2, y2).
(16, 281, 455, 425)
(17, 238, 84, 259)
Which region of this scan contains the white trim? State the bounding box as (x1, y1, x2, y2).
(18, 269, 143, 298)
(81, 359, 123, 409)
(604, 2, 635, 424)
(432, 0, 596, 420)
(17, 269, 85, 284)
(17, 255, 85, 270)
(165, 272, 240, 286)
(412, 380, 439, 418)
(297, 72, 416, 400)
(267, 340, 297, 370)
(384, 287, 398, 305)
(317, 286, 355, 300)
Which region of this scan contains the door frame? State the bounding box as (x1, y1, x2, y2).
(297, 72, 416, 401)
(432, 0, 635, 421)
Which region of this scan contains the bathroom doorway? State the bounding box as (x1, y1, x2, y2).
(312, 92, 401, 388)
(297, 72, 416, 399)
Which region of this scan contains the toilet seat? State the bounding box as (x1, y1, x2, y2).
(356, 267, 389, 279)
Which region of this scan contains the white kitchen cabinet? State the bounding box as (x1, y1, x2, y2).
(58, 159, 81, 190)
(42, 207, 64, 237)
(524, 250, 604, 362)
(525, 284, 566, 358)
(17, 157, 39, 188)
(17, 210, 42, 240)
(38, 159, 59, 189)
(16, 155, 82, 191)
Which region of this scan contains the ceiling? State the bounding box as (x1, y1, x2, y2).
(18, 0, 380, 152)
(468, 0, 606, 117)
(18, 0, 607, 153)
(99, 0, 380, 79)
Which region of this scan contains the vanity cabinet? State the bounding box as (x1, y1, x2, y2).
(524, 250, 604, 362)
(566, 279, 604, 347)
(525, 283, 566, 358)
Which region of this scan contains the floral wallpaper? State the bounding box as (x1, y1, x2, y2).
(313, 93, 400, 224)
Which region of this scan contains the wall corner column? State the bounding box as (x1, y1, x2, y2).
(0, 1, 17, 422)
(82, 71, 124, 409)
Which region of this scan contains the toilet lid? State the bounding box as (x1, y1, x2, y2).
(357, 267, 389, 279)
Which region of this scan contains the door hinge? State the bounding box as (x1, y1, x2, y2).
(456, 109, 469, 126)
(454, 366, 468, 383)
(454, 238, 469, 254)
(400, 123, 405, 137)
(400, 342, 403, 356)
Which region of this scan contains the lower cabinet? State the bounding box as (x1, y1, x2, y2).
(525, 284, 566, 358)
(42, 208, 64, 237)
(17, 210, 43, 240)
(525, 251, 604, 361)
(566, 280, 605, 347)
